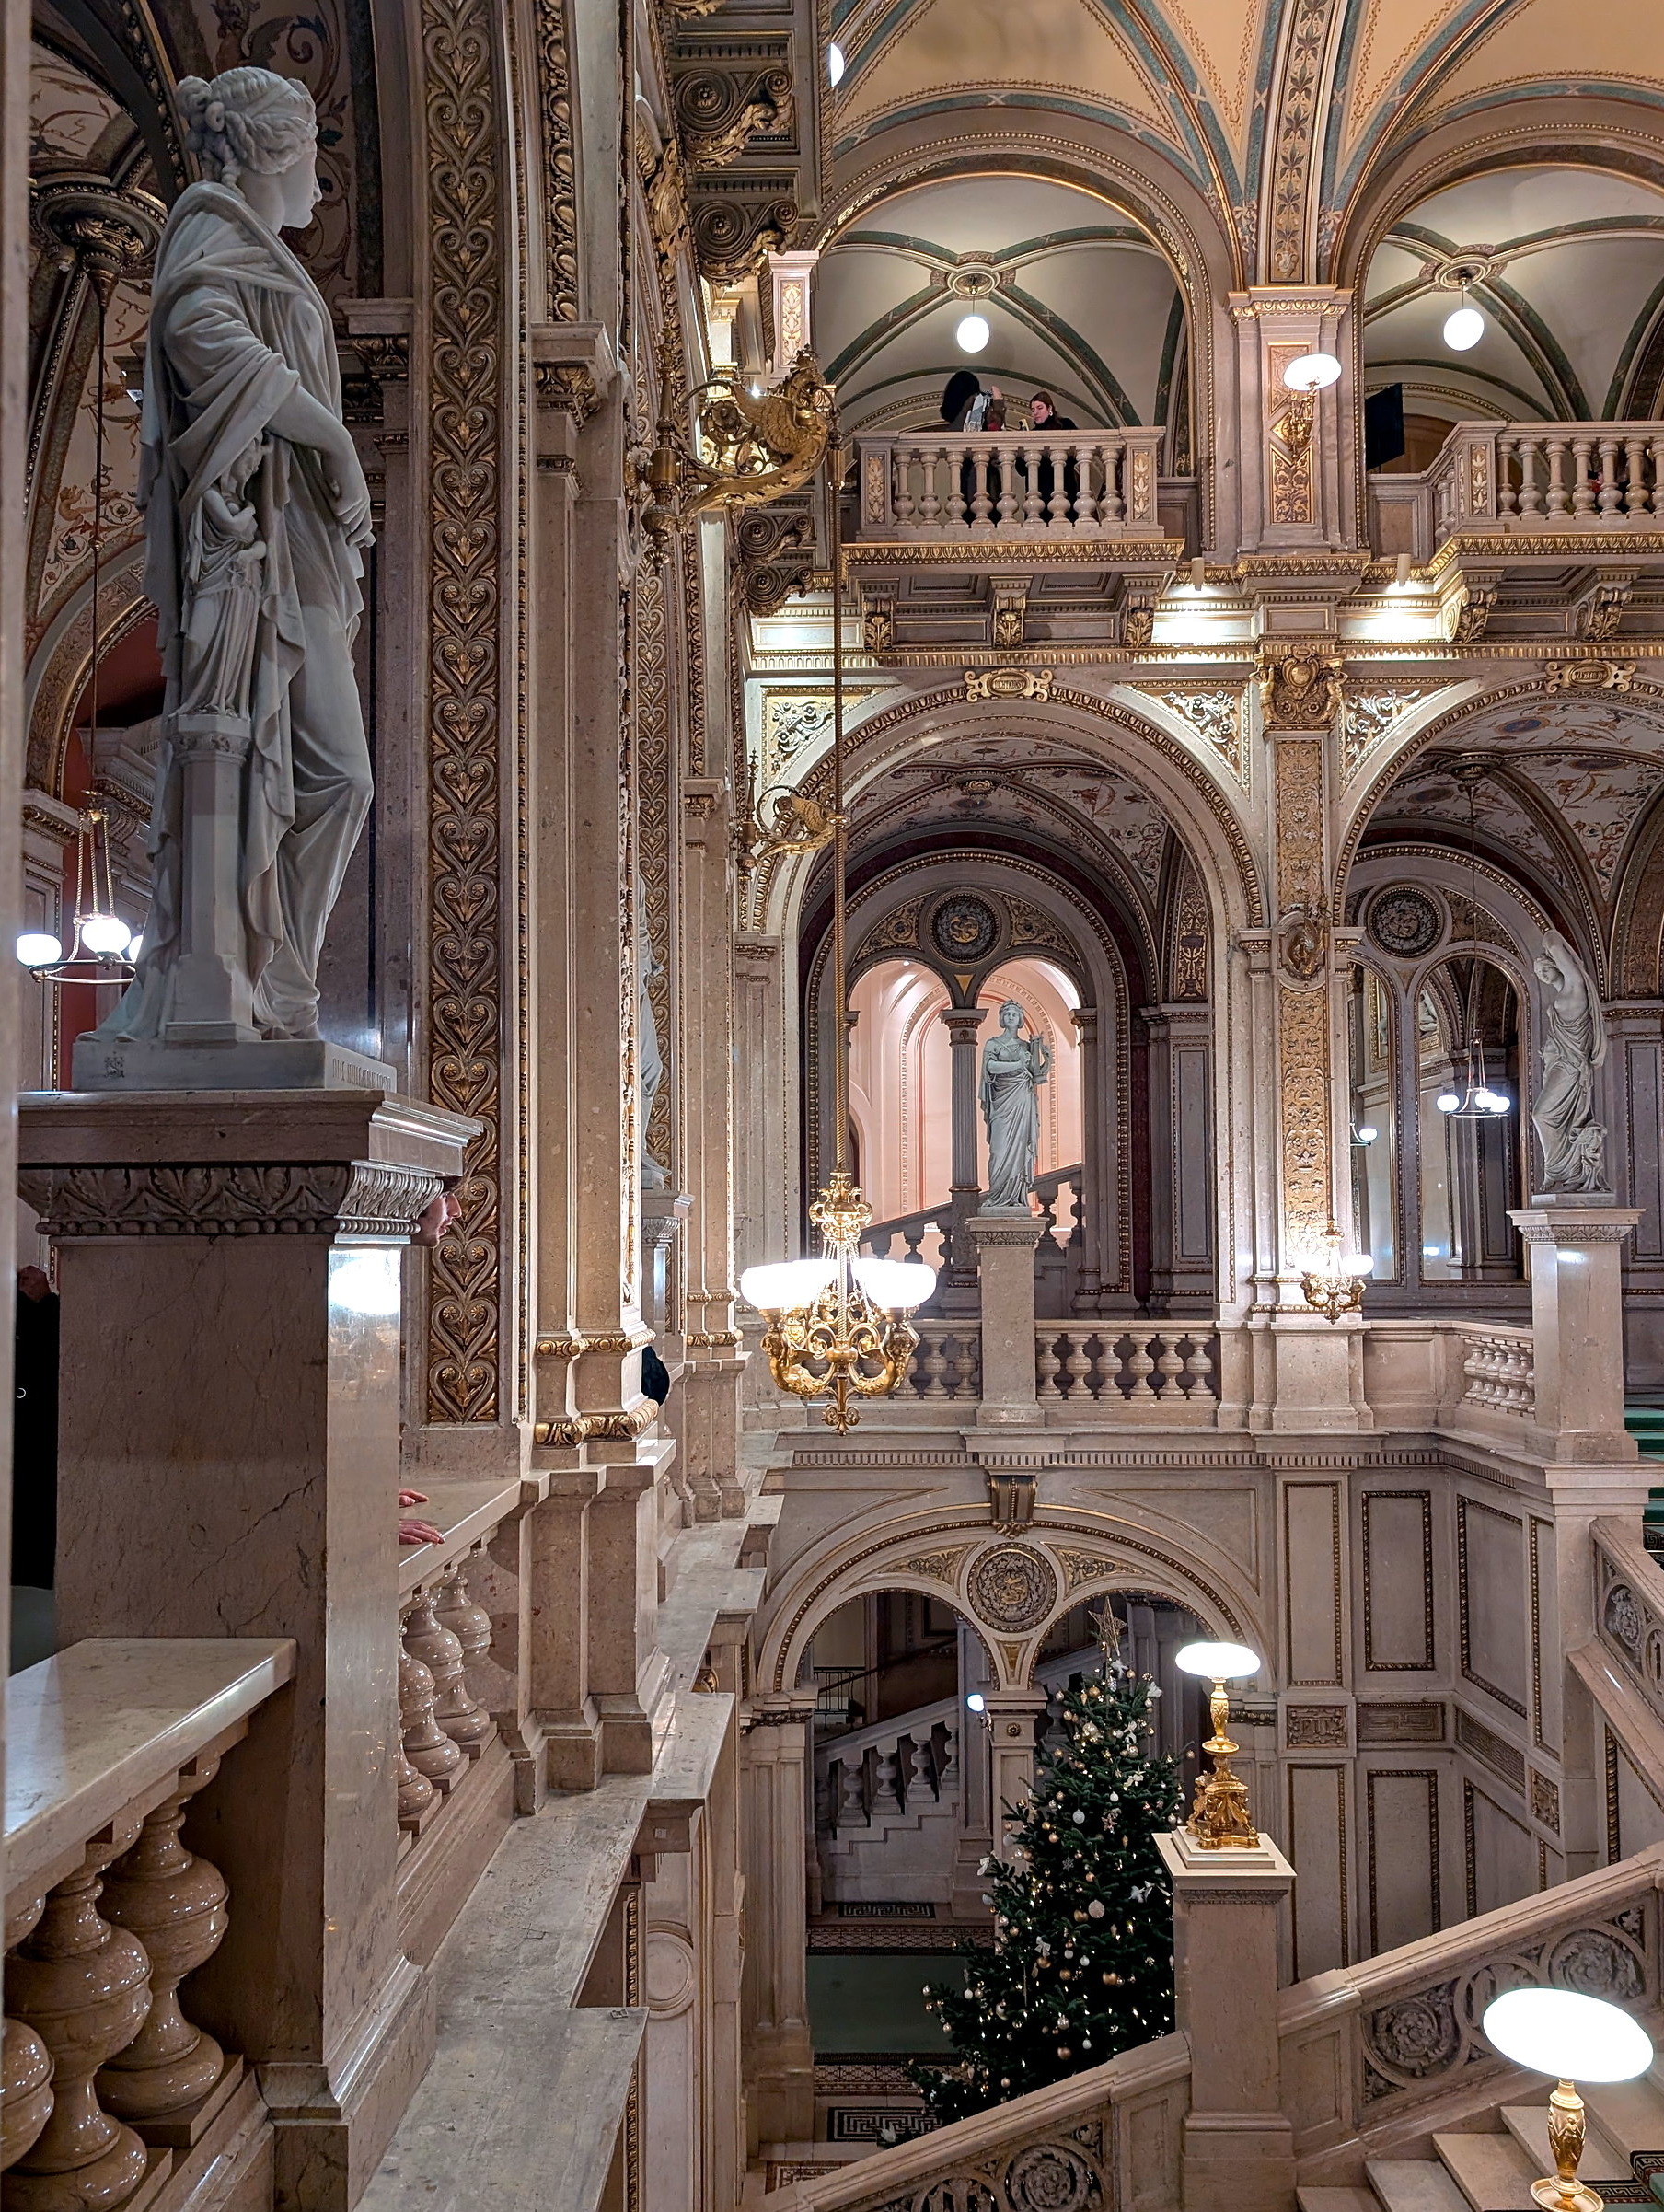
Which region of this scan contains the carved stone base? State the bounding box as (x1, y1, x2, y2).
(69, 1035, 397, 1093)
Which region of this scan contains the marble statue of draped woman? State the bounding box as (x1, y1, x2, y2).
(979, 1000, 1052, 1211)
(94, 67, 373, 1047)
(1531, 930, 1609, 1193)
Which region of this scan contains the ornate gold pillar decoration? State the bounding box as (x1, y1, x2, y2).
(536, 0, 580, 319)
(422, 0, 511, 1421)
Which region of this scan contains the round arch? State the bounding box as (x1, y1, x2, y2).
(757, 1516, 1265, 1697)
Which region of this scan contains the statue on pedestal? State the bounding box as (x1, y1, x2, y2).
(978, 1000, 1051, 1212)
(1531, 930, 1610, 1193)
(92, 66, 373, 1055)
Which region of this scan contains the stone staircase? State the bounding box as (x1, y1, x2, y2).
(1300, 2072, 1664, 2209)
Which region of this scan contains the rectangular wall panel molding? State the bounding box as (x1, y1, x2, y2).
(1365, 1767, 1440, 1953)
(1457, 1495, 1529, 1718)
(1284, 1481, 1345, 1685)
(1361, 1490, 1435, 1671)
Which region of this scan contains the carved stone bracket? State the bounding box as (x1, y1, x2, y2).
(734, 500, 815, 615)
(671, 57, 793, 169)
(532, 321, 617, 424)
(688, 173, 800, 284)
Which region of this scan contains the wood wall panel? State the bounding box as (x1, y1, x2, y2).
(1288, 1764, 1348, 1978)
(1284, 1483, 1343, 1685)
(1365, 1768, 1439, 1953)
(1361, 1491, 1434, 1671)
(1458, 1497, 1528, 1718)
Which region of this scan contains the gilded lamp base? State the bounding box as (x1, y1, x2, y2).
(1530, 2081, 1602, 2212)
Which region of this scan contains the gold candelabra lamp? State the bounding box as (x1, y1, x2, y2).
(1482, 1989, 1654, 2212)
(1173, 1642, 1264, 1849)
(1300, 1221, 1373, 1325)
(635, 349, 834, 560)
(737, 421, 935, 1430)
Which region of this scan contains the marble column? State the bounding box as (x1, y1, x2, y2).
(942, 1007, 985, 1295)
(19, 1087, 477, 2207)
(1156, 1826, 1297, 2212)
(967, 1215, 1045, 1424)
(979, 1688, 1048, 1860)
(739, 1696, 816, 2147)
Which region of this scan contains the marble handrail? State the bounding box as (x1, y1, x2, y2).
(397, 1475, 542, 1600)
(4, 1636, 295, 2192)
(853, 430, 1166, 539)
(6, 1637, 295, 1905)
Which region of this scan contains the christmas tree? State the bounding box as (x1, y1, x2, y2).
(909, 1626, 1184, 2124)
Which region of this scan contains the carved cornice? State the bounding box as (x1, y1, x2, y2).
(670, 55, 793, 170)
(19, 1162, 442, 1240)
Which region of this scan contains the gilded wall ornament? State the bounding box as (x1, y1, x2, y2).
(966, 1543, 1058, 1634)
(1148, 688, 1243, 776)
(964, 668, 1052, 701)
(1367, 886, 1443, 960)
(1259, 649, 1342, 731)
(1544, 659, 1635, 694)
(930, 895, 1000, 964)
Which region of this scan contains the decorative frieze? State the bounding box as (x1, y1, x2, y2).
(19, 1161, 442, 1239)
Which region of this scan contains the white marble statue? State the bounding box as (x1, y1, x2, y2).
(1531, 930, 1610, 1193)
(978, 1000, 1052, 1211)
(93, 66, 373, 1049)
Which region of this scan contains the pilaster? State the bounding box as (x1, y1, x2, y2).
(739, 1695, 817, 2147)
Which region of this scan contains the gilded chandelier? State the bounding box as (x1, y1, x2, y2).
(738, 416, 934, 1430)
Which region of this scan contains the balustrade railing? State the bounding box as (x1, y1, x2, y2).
(861, 1205, 951, 1277)
(817, 1701, 958, 1836)
(1379, 421, 1664, 556)
(1034, 1326, 1218, 1415)
(854, 431, 1166, 540)
(900, 1326, 982, 1401)
(1456, 1322, 1536, 1417)
(3, 1637, 294, 2198)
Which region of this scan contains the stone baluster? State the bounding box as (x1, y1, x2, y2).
(5, 1836, 155, 2210)
(944, 446, 966, 527)
(1599, 435, 1623, 515)
(995, 444, 1018, 527)
(894, 450, 918, 527)
(433, 1558, 494, 1716)
(1092, 1334, 1124, 1398)
(968, 450, 991, 526)
(1517, 436, 1544, 516)
(1126, 1334, 1157, 1398)
(1544, 435, 1569, 515)
(97, 1758, 229, 2125)
(953, 1335, 978, 1399)
(399, 1610, 465, 1791)
(1184, 1335, 1215, 1399)
(1061, 1329, 1092, 1398)
(395, 1726, 435, 1833)
(918, 449, 942, 527)
(1020, 446, 1044, 527)
(1102, 439, 1125, 526)
(1153, 1330, 1185, 1398)
(1, 1901, 53, 2175)
(1035, 1330, 1063, 1399)
(919, 1335, 949, 1398)
(1495, 434, 1519, 515)
(1069, 442, 1094, 526)
(1572, 436, 1597, 515)
(404, 1587, 491, 1753)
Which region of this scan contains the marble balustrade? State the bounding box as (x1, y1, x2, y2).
(2, 1638, 295, 2206)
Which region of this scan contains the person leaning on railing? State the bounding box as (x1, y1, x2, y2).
(941, 370, 1005, 509)
(1020, 390, 1080, 512)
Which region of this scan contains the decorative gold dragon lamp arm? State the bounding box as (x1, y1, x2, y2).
(633, 348, 835, 562)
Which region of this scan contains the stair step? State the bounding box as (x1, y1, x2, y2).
(1298, 2191, 1380, 2212)
(1431, 2132, 1540, 2211)
(1584, 2075, 1664, 2160)
(1365, 2160, 1471, 2212)
(1501, 2104, 1628, 2183)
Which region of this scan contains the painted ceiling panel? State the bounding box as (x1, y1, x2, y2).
(1331, 0, 1473, 174)
(1148, 0, 1271, 153)
(834, 0, 1182, 144)
(1424, 0, 1664, 113)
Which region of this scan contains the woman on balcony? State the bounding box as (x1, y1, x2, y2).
(1021, 391, 1080, 516)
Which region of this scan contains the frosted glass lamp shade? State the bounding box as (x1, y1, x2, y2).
(852, 1256, 937, 1310)
(1482, 1989, 1653, 2082)
(955, 314, 989, 353)
(1173, 1641, 1261, 1681)
(739, 1257, 838, 1310)
(1443, 304, 1485, 351)
(826, 39, 845, 82)
(1282, 353, 1341, 392)
(16, 932, 62, 968)
(79, 912, 132, 955)
(1342, 1250, 1374, 1277)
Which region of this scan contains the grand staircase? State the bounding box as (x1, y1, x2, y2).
(1300, 2072, 1664, 2208)
(1632, 1407, 1664, 1550)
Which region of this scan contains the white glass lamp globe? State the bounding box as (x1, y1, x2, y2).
(1173, 1640, 1261, 1681)
(1482, 1988, 1653, 2083)
(851, 1255, 937, 1310)
(78, 912, 132, 955)
(1443, 303, 1485, 352)
(1436, 1090, 1460, 1113)
(739, 1256, 838, 1311)
(1356, 1124, 1379, 1144)
(1342, 1248, 1374, 1278)
(955, 313, 989, 354)
(826, 40, 845, 84)
(16, 932, 62, 968)
(965, 1691, 986, 1713)
(1283, 353, 1342, 392)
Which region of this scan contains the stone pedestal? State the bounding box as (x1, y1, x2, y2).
(641, 1189, 692, 1338)
(18, 1087, 478, 2210)
(71, 1033, 397, 1093)
(1510, 1199, 1642, 1463)
(967, 1215, 1045, 1424)
(1156, 1826, 1296, 2212)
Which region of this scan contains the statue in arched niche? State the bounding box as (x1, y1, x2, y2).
(1531, 930, 1610, 1194)
(89, 66, 374, 1062)
(978, 1000, 1052, 1211)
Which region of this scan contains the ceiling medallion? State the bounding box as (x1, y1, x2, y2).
(945, 261, 999, 301)
(1367, 886, 1444, 961)
(1418, 247, 1504, 292)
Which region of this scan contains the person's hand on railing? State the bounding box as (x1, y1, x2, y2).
(398, 1488, 444, 1546)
